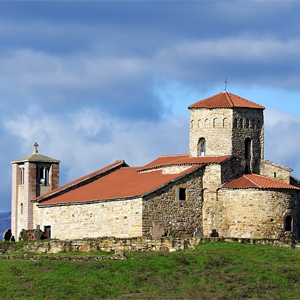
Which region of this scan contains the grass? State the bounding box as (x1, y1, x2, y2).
(0, 242, 300, 299)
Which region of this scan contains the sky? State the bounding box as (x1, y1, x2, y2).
(0, 1, 300, 212)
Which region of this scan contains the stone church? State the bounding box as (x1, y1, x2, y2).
(11, 91, 300, 241)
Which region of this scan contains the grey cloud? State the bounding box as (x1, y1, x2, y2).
(264, 109, 300, 178)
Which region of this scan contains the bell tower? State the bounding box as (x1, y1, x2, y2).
(188, 92, 264, 173)
(11, 143, 60, 240)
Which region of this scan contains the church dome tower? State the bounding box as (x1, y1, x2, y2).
(188, 91, 265, 173)
(11, 143, 60, 240)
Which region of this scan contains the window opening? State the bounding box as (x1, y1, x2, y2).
(257, 120, 261, 129)
(245, 138, 252, 160)
(178, 188, 186, 201)
(285, 216, 292, 231)
(246, 119, 249, 128)
(213, 118, 217, 127)
(240, 118, 243, 128)
(20, 167, 25, 185)
(233, 118, 237, 128)
(198, 138, 206, 157)
(274, 172, 277, 178)
(37, 166, 50, 186)
(20, 203, 23, 215)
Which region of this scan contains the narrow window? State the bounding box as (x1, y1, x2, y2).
(198, 119, 201, 127)
(246, 119, 249, 128)
(190, 120, 194, 129)
(257, 120, 261, 129)
(213, 118, 217, 128)
(204, 118, 209, 127)
(245, 138, 252, 159)
(178, 188, 186, 201)
(274, 172, 277, 178)
(234, 118, 237, 128)
(223, 118, 228, 127)
(20, 167, 25, 185)
(198, 138, 206, 157)
(251, 119, 255, 129)
(240, 118, 243, 128)
(285, 216, 292, 231)
(20, 203, 23, 215)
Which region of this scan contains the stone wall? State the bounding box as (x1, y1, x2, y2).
(33, 198, 143, 240)
(217, 188, 300, 240)
(142, 169, 204, 238)
(22, 237, 203, 254)
(232, 108, 264, 174)
(202, 164, 228, 237)
(260, 160, 291, 183)
(1, 237, 295, 256)
(189, 108, 233, 157)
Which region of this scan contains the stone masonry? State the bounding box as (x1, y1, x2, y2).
(34, 198, 143, 239)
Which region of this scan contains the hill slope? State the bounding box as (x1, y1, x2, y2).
(0, 212, 11, 240)
(0, 242, 300, 299)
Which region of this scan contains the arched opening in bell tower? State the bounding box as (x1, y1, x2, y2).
(198, 138, 206, 157)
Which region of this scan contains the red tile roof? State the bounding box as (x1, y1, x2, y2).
(188, 92, 265, 110)
(36, 165, 202, 206)
(35, 160, 127, 202)
(138, 154, 231, 172)
(222, 174, 300, 190)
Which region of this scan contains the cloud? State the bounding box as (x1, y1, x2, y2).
(264, 109, 300, 178)
(3, 106, 189, 185)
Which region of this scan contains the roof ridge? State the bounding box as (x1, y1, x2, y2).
(159, 154, 189, 158)
(244, 174, 260, 187)
(224, 91, 234, 107)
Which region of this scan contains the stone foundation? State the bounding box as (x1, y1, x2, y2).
(16, 236, 297, 255)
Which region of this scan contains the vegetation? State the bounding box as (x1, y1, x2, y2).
(0, 242, 300, 299)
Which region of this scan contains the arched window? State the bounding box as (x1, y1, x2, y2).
(246, 119, 249, 128)
(257, 120, 261, 129)
(213, 118, 217, 128)
(190, 120, 194, 129)
(204, 118, 209, 127)
(245, 138, 252, 159)
(234, 118, 238, 128)
(197, 119, 201, 127)
(240, 118, 243, 128)
(223, 118, 228, 127)
(20, 167, 25, 185)
(251, 119, 255, 129)
(198, 138, 206, 157)
(285, 215, 292, 231)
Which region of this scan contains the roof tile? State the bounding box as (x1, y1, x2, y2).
(222, 174, 300, 190)
(138, 154, 231, 171)
(37, 165, 201, 206)
(188, 92, 265, 110)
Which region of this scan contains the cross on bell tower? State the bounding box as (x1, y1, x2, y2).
(33, 142, 39, 154)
